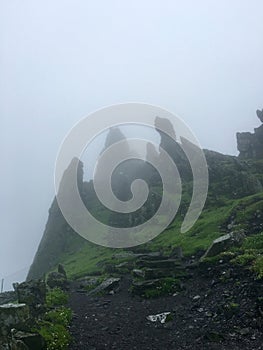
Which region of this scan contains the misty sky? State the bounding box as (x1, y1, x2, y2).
(1, 0, 263, 290)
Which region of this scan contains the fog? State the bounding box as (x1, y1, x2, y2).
(1, 0, 263, 290)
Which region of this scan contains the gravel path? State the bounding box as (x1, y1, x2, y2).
(69, 262, 263, 350)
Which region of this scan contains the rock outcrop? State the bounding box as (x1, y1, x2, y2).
(28, 115, 263, 280)
(46, 271, 68, 290)
(27, 159, 86, 281)
(237, 109, 263, 159)
(16, 280, 46, 309)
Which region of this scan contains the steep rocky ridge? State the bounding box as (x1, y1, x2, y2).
(27, 115, 263, 281)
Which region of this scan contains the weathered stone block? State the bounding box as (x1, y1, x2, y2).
(0, 303, 29, 336)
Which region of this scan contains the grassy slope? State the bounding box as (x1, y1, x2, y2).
(58, 192, 263, 280)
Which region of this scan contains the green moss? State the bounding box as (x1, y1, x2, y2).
(33, 288, 72, 350)
(231, 252, 256, 266)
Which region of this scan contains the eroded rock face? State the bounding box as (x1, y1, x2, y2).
(12, 330, 46, 350)
(237, 109, 263, 159)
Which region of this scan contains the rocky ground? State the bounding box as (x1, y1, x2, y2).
(69, 258, 263, 350)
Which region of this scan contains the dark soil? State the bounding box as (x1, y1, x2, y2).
(69, 260, 263, 350)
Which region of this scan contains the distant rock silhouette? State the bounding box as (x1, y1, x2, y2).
(237, 109, 263, 159)
(256, 109, 263, 123)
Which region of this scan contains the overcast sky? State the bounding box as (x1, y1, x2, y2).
(1, 0, 263, 290)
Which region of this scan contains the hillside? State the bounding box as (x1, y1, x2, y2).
(27, 113, 263, 281)
(15, 112, 263, 350)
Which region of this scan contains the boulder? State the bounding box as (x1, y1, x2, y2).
(88, 278, 120, 296)
(132, 269, 145, 278)
(12, 330, 46, 350)
(202, 231, 245, 259)
(16, 280, 46, 308)
(0, 303, 29, 336)
(46, 272, 68, 290)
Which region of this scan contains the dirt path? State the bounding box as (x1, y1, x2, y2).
(69, 263, 263, 350)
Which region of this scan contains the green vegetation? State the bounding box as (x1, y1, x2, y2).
(131, 277, 181, 299)
(46, 287, 69, 307)
(230, 232, 263, 278)
(34, 288, 72, 350)
(38, 322, 71, 350)
(48, 192, 262, 282)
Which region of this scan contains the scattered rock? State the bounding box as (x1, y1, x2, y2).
(201, 231, 245, 259)
(12, 330, 46, 349)
(146, 312, 172, 324)
(238, 327, 250, 336)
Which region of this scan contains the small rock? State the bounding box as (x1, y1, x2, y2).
(238, 328, 250, 336)
(146, 312, 172, 324)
